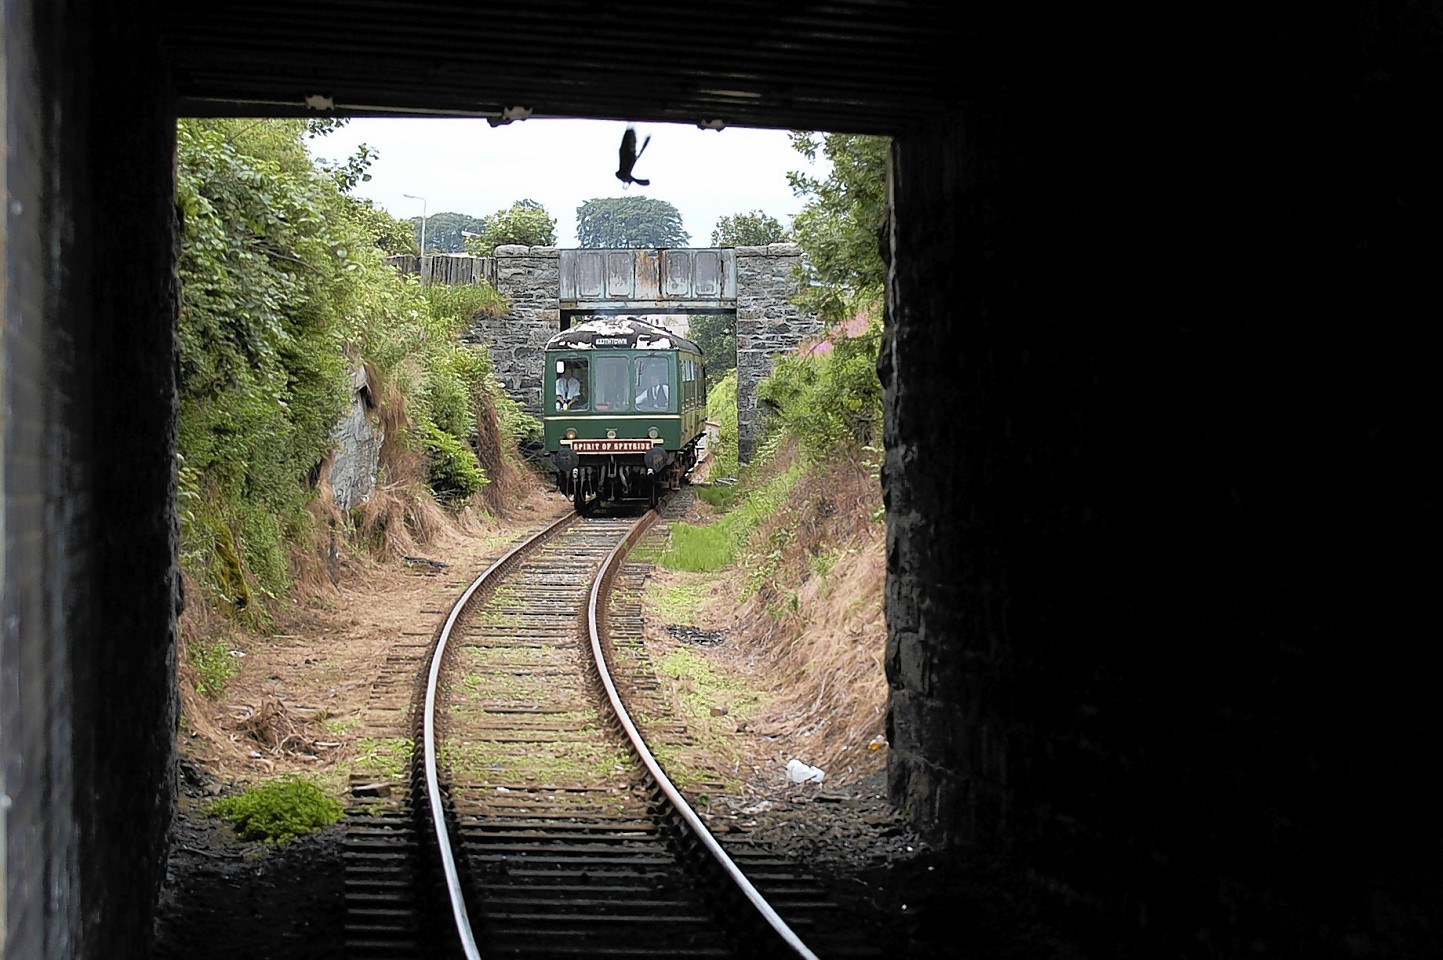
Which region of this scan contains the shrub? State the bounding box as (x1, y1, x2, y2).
(418, 420, 488, 503)
(188, 640, 238, 699)
(756, 308, 882, 461)
(209, 776, 344, 844)
(705, 370, 739, 480)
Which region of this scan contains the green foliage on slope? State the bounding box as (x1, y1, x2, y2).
(756, 310, 884, 460)
(176, 118, 526, 623)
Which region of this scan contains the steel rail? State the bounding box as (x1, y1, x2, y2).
(421, 510, 578, 960)
(585, 511, 823, 960)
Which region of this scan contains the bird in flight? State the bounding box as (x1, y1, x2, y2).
(616, 126, 651, 186)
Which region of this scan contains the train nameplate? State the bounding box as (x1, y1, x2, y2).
(592, 336, 629, 346)
(570, 439, 653, 453)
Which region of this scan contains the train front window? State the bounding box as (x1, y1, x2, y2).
(591, 355, 632, 412)
(555, 358, 589, 410)
(635, 357, 670, 410)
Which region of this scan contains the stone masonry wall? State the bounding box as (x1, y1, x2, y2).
(474, 244, 813, 458)
(326, 365, 384, 513)
(882, 19, 1440, 954)
(734, 243, 819, 461)
(465, 245, 561, 415)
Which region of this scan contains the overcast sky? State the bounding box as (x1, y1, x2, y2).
(305, 117, 828, 248)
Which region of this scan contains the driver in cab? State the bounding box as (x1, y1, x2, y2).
(557, 364, 585, 410)
(635, 369, 669, 409)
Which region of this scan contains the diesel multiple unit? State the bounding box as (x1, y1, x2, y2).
(543, 317, 708, 510)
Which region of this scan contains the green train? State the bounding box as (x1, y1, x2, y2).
(542, 317, 708, 511)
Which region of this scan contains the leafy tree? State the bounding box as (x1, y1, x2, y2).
(304, 117, 351, 139)
(352, 198, 418, 253)
(463, 199, 557, 253)
(711, 209, 789, 246)
(787, 132, 890, 324)
(303, 118, 379, 194)
(688, 313, 736, 387)
(576, 196, 690, 248)
(410, 211, 487, 253)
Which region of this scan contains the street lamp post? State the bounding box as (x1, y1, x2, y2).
(403, 193, 428, 287)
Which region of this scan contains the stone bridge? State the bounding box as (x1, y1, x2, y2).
(396, 244, 819, 463)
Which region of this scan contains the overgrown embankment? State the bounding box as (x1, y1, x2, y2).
(644, 307, 889, 787)
(173, 118, 542, 766)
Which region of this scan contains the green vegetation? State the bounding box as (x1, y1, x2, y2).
(643, 577, 709, 629)
(658, 463, 800, 573)
(646, 579, 710, 626)
(646, 647, 768, 792)
(787, 132, 889, 326)
(703, 370, 740, 481)
(350, 737, 412, 780)
(175, 117, 530, 647)
(463, 199, 558, 252)
(408, 210, 486, 253)
(188, 640, 239, 699)
(689, 315, 736, 388)
(666, 129, 887, 592)
(756, 311, 884, 459)
(442, 737, 629, 783)
(418, 421, 489, 503)
(208, 776, 345, 843)
(711, 209, 790, 246)
(657, 648, 763, 721)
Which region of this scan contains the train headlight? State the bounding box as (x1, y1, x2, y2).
(647, 427, 659, 439)
(606, 429, 617, 439)
(564, 427, 576, 439)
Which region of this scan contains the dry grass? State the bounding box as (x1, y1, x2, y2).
(174, 362, 566, 784)
(644, 443, 890, 789)
(471, 384, 533, 519)
(731, 454, 888, 783)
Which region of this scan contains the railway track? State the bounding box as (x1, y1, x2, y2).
(342, 492, 881, 959)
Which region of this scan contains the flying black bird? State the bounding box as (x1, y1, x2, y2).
(616, 126, 651, 186)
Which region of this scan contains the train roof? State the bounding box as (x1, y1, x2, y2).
(545, 317, 701, 355)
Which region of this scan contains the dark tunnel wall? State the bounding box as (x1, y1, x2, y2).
(3, 3, 1439, 958)
(882, 10, 1440, 956)
(3, 1, 180, 957)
